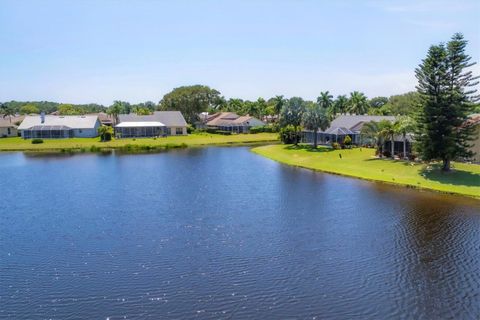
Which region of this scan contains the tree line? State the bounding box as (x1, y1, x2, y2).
(2, 88, 453, 124)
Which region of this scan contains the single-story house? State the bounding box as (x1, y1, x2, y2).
(302, 115, 413, 155)
(204, 112, 265, 133)
(302, 115, 395, 145)
(18, 114, 101, 139)
(0, 119, 18, 137)
(115, 111, 187, 138)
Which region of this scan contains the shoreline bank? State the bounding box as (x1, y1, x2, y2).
(0, 133, 279, 153)
(252, 144, 480, 199)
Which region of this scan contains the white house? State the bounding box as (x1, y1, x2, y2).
(116, 111, 188, 138)
(18, 114, 101, 139)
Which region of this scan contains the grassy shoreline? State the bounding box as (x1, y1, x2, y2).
(0, 133, 279, 152)
(252, 144, 480, 199)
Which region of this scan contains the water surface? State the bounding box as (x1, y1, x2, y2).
(0, 147, 479, 319)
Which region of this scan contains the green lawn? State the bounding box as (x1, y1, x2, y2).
(252, 144, 480, 198)
(0, 133, 279, 151)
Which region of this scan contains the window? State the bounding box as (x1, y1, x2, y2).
(165, 127, 171, 135)
(176, 127, 183, 135)
(7, 128, 11, 135)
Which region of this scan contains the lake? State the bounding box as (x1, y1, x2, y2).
(0, 147, 479, 319)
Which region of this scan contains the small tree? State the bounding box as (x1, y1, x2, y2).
(302, 102, 330, 148)
(280, 97, 306, 145)
(343, 135, 352, 147)
(98, 125, 113, 142)
(395, 116, 415, 159)
(1, 104, 16, 122)
(380, 121, 396, 158)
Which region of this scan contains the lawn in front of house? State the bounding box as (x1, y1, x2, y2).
(252, 144, 480, 198)
(0, 132, 279, 151)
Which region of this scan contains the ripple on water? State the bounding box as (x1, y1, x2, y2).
(0, 149, 479, 319)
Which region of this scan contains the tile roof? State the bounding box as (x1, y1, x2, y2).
(206, 112, 264, 127)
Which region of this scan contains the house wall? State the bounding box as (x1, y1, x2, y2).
(247, 118, 265, 127)
(0, 127, 18, 137)
(73, 120, 101, 138)
(168, 126, 187, 135)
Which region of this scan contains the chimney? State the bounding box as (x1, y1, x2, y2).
(40, 112, 45, 123)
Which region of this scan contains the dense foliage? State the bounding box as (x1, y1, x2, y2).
(415, 33, 478, 171)
(159, 85, 224, 123)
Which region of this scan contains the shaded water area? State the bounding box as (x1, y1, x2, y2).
(0, 147, 479, 319)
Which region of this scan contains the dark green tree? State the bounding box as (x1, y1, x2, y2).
(0, 103, 16, 122)
(280, 97, 306, 145)
(369, 96, 388, 109)
(302, 102, 330, 148)
(317, 91, 333, 109)
(415, 33, 478, 171)
(159, 85, 223, 124)
(333, 95, 348, 115)
(272, 95, 286, 116)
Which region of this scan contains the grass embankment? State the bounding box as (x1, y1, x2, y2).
(0, 133, 279, 152)
(252, 144, 480, 198)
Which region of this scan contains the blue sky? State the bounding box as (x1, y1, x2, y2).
(0, 0, 479, 105)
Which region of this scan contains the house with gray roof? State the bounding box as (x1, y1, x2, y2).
(303, 115, 395, 145)
(115, 111, 187, 138)
(18, 114, 101, 139)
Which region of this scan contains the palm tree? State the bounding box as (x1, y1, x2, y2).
(272, 95, 285, 116)
(98, 125, 114, 141)
(302, 102, 330, 148)
(1, 103, 15, 123)
(334, 95, 348, 115)
(347, 91, 369, 115)
(394, 116, 415, 159)
(361, 120, 391, 157)
(361, 121, 381, 153)
(317, 91, 333, 109)
(107, 101, 124, 126)
(379, 120, 396, 158)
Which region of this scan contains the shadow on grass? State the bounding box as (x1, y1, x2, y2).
(284, 144, 334, 153)
(421, 165, 480, 187)
(363, 157, 421, 167)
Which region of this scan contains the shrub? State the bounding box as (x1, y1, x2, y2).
(383, 150, 392, 158)
(31, 139, 43, 144)
(279, 125, 300, 144)
(343, 135, 352, 146)
(250, 125, 276, 134)
(332, 142, 341, 150)
(249, 126, 265, 134)
(186, 125, 194, 134)
(206, 128, 218, 134)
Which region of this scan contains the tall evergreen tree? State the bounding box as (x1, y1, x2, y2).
(415, 33, 478, 171)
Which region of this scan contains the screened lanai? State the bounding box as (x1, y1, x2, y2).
(115, 121, 165, 138)
(22, 125, 74, 139)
